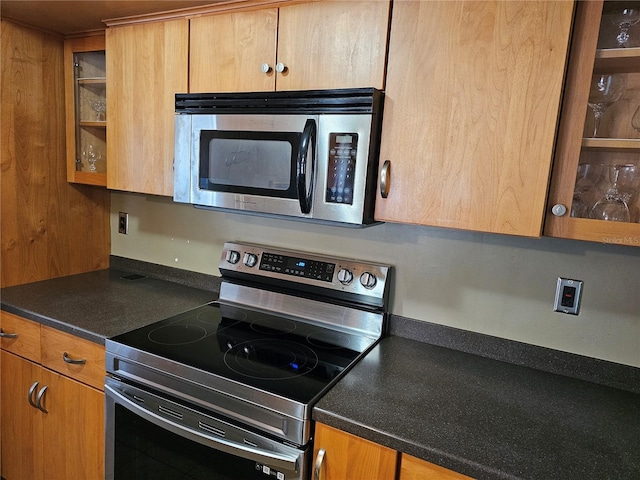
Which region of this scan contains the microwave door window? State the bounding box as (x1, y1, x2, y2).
(200, 133, 299, 199)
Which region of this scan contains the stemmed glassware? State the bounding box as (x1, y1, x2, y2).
(90, 97, 106, 121)
(82, 144, 101, 173)
(571, 163, 604, 218)
(587, 74, 626, 137)
(610, 7, 640, 47)
(589, 165, 632, 222)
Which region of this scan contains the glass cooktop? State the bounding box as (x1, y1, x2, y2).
(110, 302, 373, 404)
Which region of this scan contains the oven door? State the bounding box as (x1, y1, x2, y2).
(105, 377, 309, 480)
(175, 114, 317, 218)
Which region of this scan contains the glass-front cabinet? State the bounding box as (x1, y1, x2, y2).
(546, 0, 640, 247)
(64, 35, 107, 186)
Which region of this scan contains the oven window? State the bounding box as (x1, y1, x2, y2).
(199, 131, 299, 198)
(113, 405, 275, 480)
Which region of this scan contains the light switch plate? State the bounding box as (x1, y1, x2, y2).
(553, 277, 583, 315)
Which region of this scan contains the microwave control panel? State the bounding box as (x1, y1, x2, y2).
(326, 133, 358, 205)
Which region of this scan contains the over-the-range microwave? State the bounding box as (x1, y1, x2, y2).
(173, 88, 384, 226)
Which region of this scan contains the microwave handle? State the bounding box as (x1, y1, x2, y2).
(296, 119, 316, 214)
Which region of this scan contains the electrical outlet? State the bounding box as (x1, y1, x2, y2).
(553, 277, 583, 315)
(118, 212, 129, 234)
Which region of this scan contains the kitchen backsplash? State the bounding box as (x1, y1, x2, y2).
(111, 191, 640, 368)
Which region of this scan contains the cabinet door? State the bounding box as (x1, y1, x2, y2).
(0, 311, 41, 363)
(375, 1, 574, 236)
(106, 19, 188, 196)
(276, 1, 390, 91)
(64, 35, 107, 186)
(40, 368, 105, 480)
(1, 351, 44, 480)
(544, 0, 640, 246)
(190, 10, 277, 93)
(313, 423, 397, 480)
(400, 453, 473, 480)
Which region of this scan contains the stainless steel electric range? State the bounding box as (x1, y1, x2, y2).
(105, 242, 391, 480)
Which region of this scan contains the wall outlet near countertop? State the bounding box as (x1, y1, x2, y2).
(118, 212, 129, 235)
(553, 277, 583, 315)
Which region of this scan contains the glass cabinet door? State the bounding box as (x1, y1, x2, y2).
(545, 0, 640, 247)
(64, 35, 107, 186)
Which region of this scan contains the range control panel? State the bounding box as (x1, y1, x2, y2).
(219, 242, 390, 302)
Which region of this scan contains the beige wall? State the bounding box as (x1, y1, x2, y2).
(111, 191, 640, 367)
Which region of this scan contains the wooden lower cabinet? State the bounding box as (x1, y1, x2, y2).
(313, 423, 474, 480)
(0, 311, 105, 480)
(313, 423, 398, 480)
(400, 453, 473, 480)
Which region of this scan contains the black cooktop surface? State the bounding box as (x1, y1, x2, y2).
(110, 302, 372, 404)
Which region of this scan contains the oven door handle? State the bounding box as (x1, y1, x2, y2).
(296, 118, 316, 214)
(105, 384, 301, 472)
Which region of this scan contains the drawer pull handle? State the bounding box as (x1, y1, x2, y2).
(0, 329, 18, 339)
(63, 352, 86, 365)
(36, 385, 48, 413)
(28, 381, 40, 408)
(314, 448, 325, 480)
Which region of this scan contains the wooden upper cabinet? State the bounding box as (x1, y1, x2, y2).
(375, 1, 574, 236)
(106, 18, 188, 196)
(190, 9, 277, 93)
(276, 1, 389, 91)
(189, 1, 390, 93)
(544, 0, 640, 247)
(64, 35, 107, 186)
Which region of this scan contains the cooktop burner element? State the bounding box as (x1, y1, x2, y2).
(106, 242, 391, 447)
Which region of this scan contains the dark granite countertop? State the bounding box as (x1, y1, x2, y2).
(313, 335, 640, 480)
(3, 262, 638, 479)
(0, 266, 218, 344)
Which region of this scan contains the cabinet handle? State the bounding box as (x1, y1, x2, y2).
(261, 63, 272, 74)
(275, 62, 287, 73)
(551, 204, 568, 217)
(314, 448, 325, 480)
(28, 381, 40, 409)
(380, 160, 391, 198)
(0, 329, 18, 339)
(36, 385, 48, 413)
(63, 352, 86, 365)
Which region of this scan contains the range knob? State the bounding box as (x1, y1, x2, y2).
(243, 252, 258, 267)
(337, 268, 353, 285)
(225, 250, 240, 264)
(360, 272, 377, 289)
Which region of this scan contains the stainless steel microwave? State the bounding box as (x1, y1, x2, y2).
(173, 88, 384, 226)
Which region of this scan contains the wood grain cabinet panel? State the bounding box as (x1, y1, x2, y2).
(313, 423, 398, 480)
(1, 313, 105, 480)
(400, 453, 474, 480)
(40, 325, 106, 391)
(0, 311, 41, 363)
(189, 1, 389, 93)
(106, 18, 188, 196)
(190, 9, 277, 93)
(375, 1, 574, 236)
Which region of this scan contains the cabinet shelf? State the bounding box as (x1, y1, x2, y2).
(581, 138, 640, 151)
(79, 121, 106, 128)
(78, 77, 106, 85)
(594, 47, 640, 72)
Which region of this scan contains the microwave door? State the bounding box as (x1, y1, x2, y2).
(189, 114, 318, 218)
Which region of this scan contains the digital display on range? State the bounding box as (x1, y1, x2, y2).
(260, 253, 335, 282)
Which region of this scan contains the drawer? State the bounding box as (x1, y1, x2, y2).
(0, 311, 41, 362)
(41, 325, 105, 391)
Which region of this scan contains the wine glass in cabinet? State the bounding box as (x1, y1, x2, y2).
(545, 0, 640, 246)
(64, 34, 107, 186)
